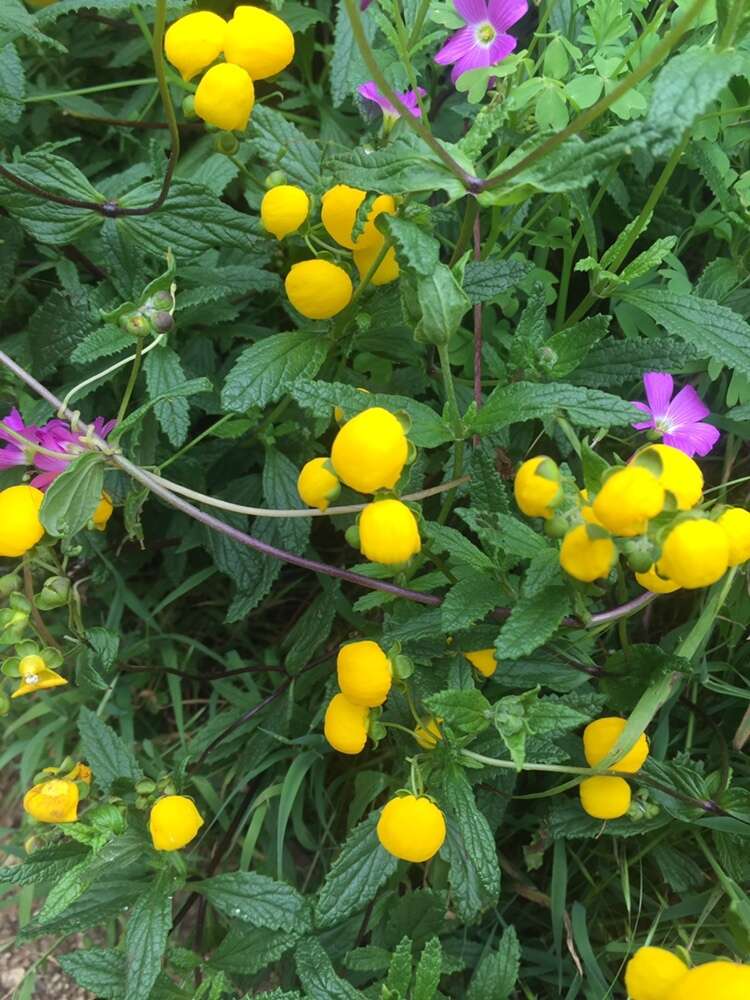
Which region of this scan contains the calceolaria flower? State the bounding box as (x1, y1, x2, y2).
(559, 524, 616, 583)
(223, 5, 295, 80)
(634, 444, 703, 510)
(667, 961, 750, 998)
(261, 184, 310, 239)
(583, 717, 649, 773)
(321, 184, 396, 251)
(625, 946, 689, 1000)
(336, 640, 392, 707)
(464, 648, 497, 677)
(24, 778, 79, 824)
(414, 717, 442, 749)
(579, 775, 631, 820)
(435, 0, 527, 84)
(0, 485, 45, 558)
(632, 372, 720, 458)
(324, 692, 370, 754)
(592, 466, 664, 537)
(149, 795, 204, 851)
(358, 499, 421, 565)
(164, 10, 227, 81)
(353, 241, 400, 286)
(284, 260, 353, 320)
(513, 456, 560, 519)
(194, 63, 255, 132)
(657, 519, 730, 589)
(331, 407, 409, 494)
(376, 794, 446, 862)
(297, 458, 340, 511)
(11, 654, 67, 699)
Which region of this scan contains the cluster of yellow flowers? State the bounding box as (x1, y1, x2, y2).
(260, 182, 399, 320)
(164, 6, 294, 132)
(515, 444, 750, 590)
(578, 717, 649, 820)
(297, 407, 421, 565)
(626, 945, 750, 1000)
(324, 639, 391, 754)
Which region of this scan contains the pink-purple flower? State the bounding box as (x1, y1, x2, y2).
(0, 410, 39, 470)
(632, 372, 720, 458)
(357, 81, 427, 121)
(435, 0, 527, 83)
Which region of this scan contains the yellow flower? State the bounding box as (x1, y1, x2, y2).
(592, 466, 664, 537)
(579, 489, 604, 527)
(0, 485, 44, 558)
(358, 499, 421, 565)
(464, 648, 497, 678)
(578, 775, 631, 820)
(261, 185, 310, 239)
(321, 185, 396, 251)
(297, 458, 340, 512)
(414, 717, 442, 749)
(513, 456, 561, 519)
(24, 778, 79, 824)
(11, 654, 67, 699)
(331, 407, 408, 494)
(336, 640, 392, 707)
(559, 524, 616, 582)
(376, 794, 446, 863)
(625, 947, 689, 1000)
(284, 259, 353, 320)
(92, 493, 113, 531)
(667, 961, 750, 999)
(635, 566, 681, 594)
(583, 717, 649, 773)
(323, 693, 369, 754)
(717, 507, 750, 566)
(164, 11, 227, 81)
(658, 519, 729, 589)
(353, 240, 400, 286)
(149, 795, 204, 851)
(223, 5, 295, 80)
(194, 63, 255, 132)
(635, 444, 703, 510)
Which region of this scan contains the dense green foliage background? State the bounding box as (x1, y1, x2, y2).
(2, 0, 750, 996)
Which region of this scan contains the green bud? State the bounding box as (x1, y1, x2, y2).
(623, 537, 658, 573)
(0, 575, 20, 599)
(150, 290, 174, 311)
(135, 795, 150, 810)
(215, 131, 240, 156)
(36, 576, 71, 611)
(135, 779, 157, 795)
(151, 310, 174, 333)
(87, 803, 127, 835)
(58, 756, 75, 774)
(413, 263, 470, 347)
(0, 690, 10, 717)
(344, 525, 360, 550)
(182, 94, 196, 119)
(120, 312, 150, 338)
(265, 170, 287, 189)
(544, 514, 568, 538)
(391, 654, 414, 681)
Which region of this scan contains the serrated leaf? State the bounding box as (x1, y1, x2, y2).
(574, 335, 700, 388)
(413, 937, 442, 1000)
(78, 707, 143, 793)
(495, 586, 570, 659)
(143, 344, 193, 447)
(462, 257, 533, 304)
(326, 136, 468, 199)
(70, 325, 134, 364)
(381, 215, 440, 277)
(541, 315, 610, 379)
(314, 813, 397, 929)
(40, 452, 105, 538)
(0, 43, 24, 124)
(386, 936, 413, 995)
(621, 287, 750, 377)
(457, 509, 548, 560)
(466, 925, 520, 1000)
(441, 767, 500, 898)
(472, 381, 641, 431)
(250, 105, 322, 190)
(211, 924, 300, 975)
(441, 571, 499, 632)
(425, 689, 491, 736)
(196, 871, 310, 932)
(423, 522, 493, 571)
(0, 843, 88, 886)
(331, 0, 374, 106)
(523, 547, 563, 597)
(113, 376, 212, 444)
(295, 938, 365, 1000)
(58, 949, 126, 999)
(124, 876, 172, 1000)
(440, 817, 494, 923)
(222, 332, 328, 413)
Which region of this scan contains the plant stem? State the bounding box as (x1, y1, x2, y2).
(116, 340, 144, 423)
(331, 238, 393, 339)
(159, 414, 234, 471)
(449, 198, 479, 266)
(472, 214, 483, 419)
(62, 334, 164, 413)
(406, 0, 432, 48)
(24, 78, 159, 103)
(23, 558, 61, 651)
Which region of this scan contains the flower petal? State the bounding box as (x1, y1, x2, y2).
(488, 0, 527, 31)
(454, 0, 489, 25)
(435, 26, 477, 65)
(663, 422, 720, 458)
(642, 372, 673, 419)
(665, 383, 710, 428)
(489, 31, 517, 62)
(451, 44, 491, 81)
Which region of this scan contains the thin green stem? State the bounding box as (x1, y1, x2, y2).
(449, 198, 479, 266)
(481, 0, 707, 194)
(331, 238, 393, 339)
(117, 341, 144, 424)
(160, 414, 234, 471)
(406, 0, 432, 48)
(25, 78, 159, 103)
(343, 0, 479, 189)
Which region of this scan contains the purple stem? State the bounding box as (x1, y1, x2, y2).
(0, 348, 660, 628)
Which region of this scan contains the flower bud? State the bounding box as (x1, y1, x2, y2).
(36, 576, 71, 611)
(87, 804, 127, 836)
(120, 312, 150, 338)
(214, 131, 240, 156)
(182, 94, 197, 119)
(151, 311, 175, 333)
(0, 575, 20, 599)
(265, 170, 288, 189)
(136, 778, 157, 795)
(150, 290, 174, 311)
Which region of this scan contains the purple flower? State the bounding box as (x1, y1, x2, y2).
(357, 81, 427, 121)
(434, 0, 527, 83)
(0, 409, 39, 470)
(32, 417, 116, 489)
(632, 372, 720, 458)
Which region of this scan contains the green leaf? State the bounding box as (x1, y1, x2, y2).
(425, 689, 491, 736)
(466, 925, 520, 1000)
(21, 872, 148, 939)
(0, 843, 88, 886)
(423, 522, 493, 572)
(196, 871, 310, 933)
(143, 344, 194, 447)
(250, 105, 322, 190)
(413, 937, 442, 1000)
(58, 949, 126, 999)
(118, 179, 267, 261)
(295, 938, 365, 1000)
(35, 861, 93, 925)
(314, 813, 397, 930)
(326, 136, 468, 199)
(330, 0, 374, 106)
(523, 547, 564, 597)
(415, 263, 471, 345)
(440, 817, 494, 923)
(40, 452, 105, 539)
(0, 150, 103, 244)
(0, 0, 63, 48)
(541, 315, 610, 379)
(441, 570, 500, 632)
(472, 381, 641, 431)
(574, 335, 700, 388)
(113, 376, 212, 444)
(381, 215, 440, 277)
(457, 509, 549, 560)
(441, 767, 500, 898)
(386, 936, 413, 995)
(211, 924, 300, 975)
(462, 258, 533, 304)
(78, 707, 143, 793)
(290, 379, 453, 447)
(70, 325, 134, 365)
(221, 332, 328, 413)
(0, 43, 24, 125)
(495, 585, 570, 659)
(124, 876, 172, 1000)
(621, 287, 750, 377)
